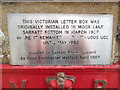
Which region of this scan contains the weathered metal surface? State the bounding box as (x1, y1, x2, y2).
(1, 64, 119, 89)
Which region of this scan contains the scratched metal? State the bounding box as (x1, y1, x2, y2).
(8, 14, 113, 65)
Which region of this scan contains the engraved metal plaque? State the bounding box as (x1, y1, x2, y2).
(8, 14, 113, 65)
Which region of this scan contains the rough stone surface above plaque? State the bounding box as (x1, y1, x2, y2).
(1, 0, 120, 2)
(8, 14, 113, 65)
